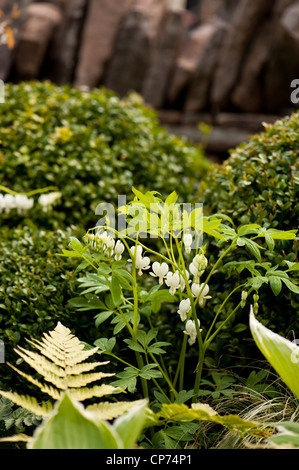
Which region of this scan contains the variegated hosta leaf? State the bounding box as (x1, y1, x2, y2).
(249, 307, 299, 399)
(148, 402, 270, 438)
(0, 391, 52, 417)
(86, 399, 145, 420)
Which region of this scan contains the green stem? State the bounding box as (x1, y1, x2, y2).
(149, 352, 178, 398)
(204, 283, 247, 343)
(205, 288, 253, 348)
(194, 237, 237, 309)
(192, 346, 206, 403)
(135, 351, 149, 400)
(179, 335, 188, 392)
(173, 334, 187, 390)
(105, 352, 139, 371)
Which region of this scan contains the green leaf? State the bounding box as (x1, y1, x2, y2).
(165, 191, 178, 206)
(265, 233, 275, 252)
(269, 276, 282, 296)
(281, 278, 299, 294)
(94, 311, 114, 327)
(238, 224, 261, 236)
(202, 218, 227, 241)
(246, 276, 268, 290)
(68, 295, 106, 312)
(112, 270, 133, 290)
(268, 422, 299, 448)
(97, 263, 112, 275)
(139, 364, 162, 379)
(123, 339, 145, 353)
(236, 237, 246, 246)
(243, 238, 262, 262)
(113, 400, 148, 449)
(94, 337, 116, 353)
(149, 402, 266, 438)
(147, 341, 171, 355)
(111, 274, 122, 306)
(249, 308, 299, 399)
(265, 229, 297, 240)
(286, 262, 299, 272)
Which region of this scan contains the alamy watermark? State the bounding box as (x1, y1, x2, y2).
(94, 197, 203, 249)
(0, 79, 4, 104)
(0, 339, 4, 364)
(290, 79, 299, 104)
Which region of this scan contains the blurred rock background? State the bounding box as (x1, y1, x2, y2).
(1, 0, 299, 159)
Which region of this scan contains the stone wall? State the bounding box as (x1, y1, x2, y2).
(1, 0, 299, 117)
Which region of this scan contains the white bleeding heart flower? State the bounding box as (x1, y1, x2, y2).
(150, 261, 169, 285)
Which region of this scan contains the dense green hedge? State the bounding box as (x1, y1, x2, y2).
(199, 113, 299, 368)
(0, 226, 100, 392)
(0, 81, 208, 230)
(200, 114, 299, 230)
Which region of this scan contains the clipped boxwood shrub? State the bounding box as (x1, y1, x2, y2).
(0, 81, 209, 230)
(200, 113, 299, 230)
(199, 113, 299, 368)
(0, 225, 100, 392)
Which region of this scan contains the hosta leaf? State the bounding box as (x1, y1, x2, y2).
(113, 400, 148, 449)
(268, 422, 299, 448)
(29, 393, 122, 449)
(249, 307, 299, 399)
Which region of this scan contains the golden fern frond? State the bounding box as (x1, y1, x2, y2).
(87, 400, 145, 420)
(5, 322, 120, 406)
(66, 371, 115, 389)
(38, 323, 100, 366)
(25, 338, 69, 368)
(7, 363, 45, 390)
(65, 361, 110, 375)
(0, 434, 31, 443)
(69, 384, 119, 401)
(0, 391, 52, 417)
(26, 326, 99, 367)
(13, 346, 66, 377)
(39, 384, 62, 401)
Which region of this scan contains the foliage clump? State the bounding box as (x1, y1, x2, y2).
(0, 225, 98, 393)
(0, 81, 208, 230)
(199, 113, 299, 367)
(200, 113, 299, 231)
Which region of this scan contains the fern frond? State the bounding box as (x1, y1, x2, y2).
(0, 391, 52, 417)
(27, 323, 99, 366)
(7, 363, 45, 390)
(66, 372, 115, 389)
(65, 361, 110, 375)
(13, 347, 66, 377)
(0, 434, 32, 443)
(87, 400, 145, 420)
(3, 322, 121, 407)
(69, 384, 119, 401)
(61, 348, 100, 367)
(26, 338, 69, 366)
(39, 384, 62, 401)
